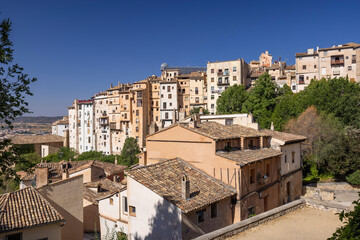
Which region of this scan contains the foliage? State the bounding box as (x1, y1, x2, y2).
(43, 147, 76, 162)
(119, 137, 140, 167)
(346, 170, 360, 185)
(0, 15, 37, 187)
(15, 152, 41, 172)
(77, 150, 104, 161)
(216, 84, 248, 114)
(190, 107, 209, 115)
(328, 193, 360, 240)
(242, 73, 281, 128)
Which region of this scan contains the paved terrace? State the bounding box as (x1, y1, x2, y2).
(227, 207, 342, 240)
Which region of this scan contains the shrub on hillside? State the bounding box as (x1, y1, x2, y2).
(346, 170, 360, 185)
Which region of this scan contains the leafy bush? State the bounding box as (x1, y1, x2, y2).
(346, 170, 360, 185)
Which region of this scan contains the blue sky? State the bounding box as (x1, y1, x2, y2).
(1, 0, 359, 116)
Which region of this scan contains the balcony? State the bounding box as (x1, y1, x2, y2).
(110, 123, 120, 130)
(211, 89, 224, 94)
(99, 116, 109, 125)
(331, 55, 344, 66)
(217, 71, 229, 76)
(218, 81, 229, 86)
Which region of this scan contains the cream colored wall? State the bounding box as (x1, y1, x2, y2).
(38, 176, 83, 240)
(0, 223, 62, 240)
(83, 199, 100, 232)
(127, 177, 182, 240)
(280, 143, 302, 175)
(182, 198, 234, 240)
(69, 168, 92, 183)
(296, 55, 319, 86)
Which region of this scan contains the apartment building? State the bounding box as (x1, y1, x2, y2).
(207, 59, 249, 114)
(189, 72, 207, 111)
(52, 116, 69, 137)
(159, 81, 178, 128)
(94, 92, 111, 154)
(295, 42, 360, 92)
(160, 63, 206, 81)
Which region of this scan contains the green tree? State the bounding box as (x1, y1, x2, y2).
(216, 84, 247, 114)
(242, 73, 279, 128)
(190, 107, 209, 115)
(119, 137, 140, 167)
(15, 152, 41, 172)
(77, 150, 104, 161)
(43, 147, 76, 162)
(0, 16, 37, 187)
(328, 193, 360, 240)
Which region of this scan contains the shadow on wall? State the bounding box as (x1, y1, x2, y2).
(133, 199, 182, 240)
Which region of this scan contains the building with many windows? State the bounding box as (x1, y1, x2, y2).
(295, 42, 360, 92)
(206, 59, 249, 114)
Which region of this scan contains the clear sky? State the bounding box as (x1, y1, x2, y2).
(1, 0, 359, 116)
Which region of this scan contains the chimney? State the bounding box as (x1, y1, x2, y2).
(115, 157, 118, 165)
(181, 175, 190, 201)
(110, 83, 113, 88)
(189, 115, 198, 128)
(35, 167, 49, 188)
(270, 122, 274, 131)
(62, 169, 69, 180)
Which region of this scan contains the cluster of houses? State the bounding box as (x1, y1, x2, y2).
(3, 113, 306, 240)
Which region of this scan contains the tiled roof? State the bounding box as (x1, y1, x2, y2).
(319, 42, 360, 51)
(83, 178, 126, 204)
(295, 51, 318, 57)
(180, 122, 270, 139)
(52, 117, 69, 126)
(261, 129, 306, 144)
(0, 187, 64, 233)
(216, 148, 282, 165)
(20, 160, 126, 181)
(11, 135, 64, 144)
(285, 65, 295, 70)
(127, 158, 236, 213)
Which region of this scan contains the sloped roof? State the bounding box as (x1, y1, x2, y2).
(11, 135, 64, 144)
(261, 129, 306, 144)
(127, 158, 236, 213)
(319, 42, 360, 51)
(83, 178, 126, 204)
(69, 160, 127, 175)
(180, 122, 270, 139)
(0, 187, 64, 233)
(216, 148, 282, 165)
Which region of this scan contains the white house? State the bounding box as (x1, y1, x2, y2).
(52, 117, 69, 137)
(159, 81, 178, 128)
(78, 99, 95, 153)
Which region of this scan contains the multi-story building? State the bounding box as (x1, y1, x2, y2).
(207, 59, 249, 114)
(94, 92, 111, 154)
(52, 116, 69, 137)
(189, 71, 207, 111)
(295, 42, 360, 92)
(159, 81, 178, 128)
(78, 99, 95, 153)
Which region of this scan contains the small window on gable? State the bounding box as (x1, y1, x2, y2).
(129, 206, 136, 216)
(211, 203, 217, 218)
(109, 198, 113, 205)
(292, 152, 295, 163)
(196, 209, 205, 223)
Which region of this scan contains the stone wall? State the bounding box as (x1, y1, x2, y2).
(193, 199, 305, 240)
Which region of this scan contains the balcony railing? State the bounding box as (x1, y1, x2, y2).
(217, 71, 229, 76)
(218, 81, 229, 86)
(211, 89, 224, 94)
(331, 59, 344, 65)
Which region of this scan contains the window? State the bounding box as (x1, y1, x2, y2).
(211, 104, 214, 109)
(299, 75, 304, 84)
(248, 206, 255, 217)
(161, 94, 164, 98)
(169, 102, 172, 107)
(156, 116, 158, 121)
(168, 94, 172, 99)
(314, 65, 317, 69)
(233, 66, 237, 72)
(218, 77, 222, 83)
(250, 169, 255, 184)
(225, 119, 233, 125)
(137, 99, 142, 107)
(162, 86, 165, 90)
(195, 97, 199, 103)
(136, 110, 139, 116)
(195, 87, 199, 94)
(109, 198, 113, 205)
(129, 206, 136, 216)
(233, 76, 237, 81)
(167, 86, 171, 92)
(211, 77, 214, 82)
(211, 203, 217, 218)
(165, 112, 169, 119)
(185, 97, 188, 101)
(123, 196, 128, 213)
(302, 65, 306, 70)
(266, 164, 270, 176)
(321, 67, 326, 75)
(136, 127, 139, 132)
(211, 69, 214, 73)
(211, 86, 214, 91)
(88, 137, 91, 143)
(6, 233, 22, 240)
(211, 95, 214, 100)
(196, 209, 205, 223)
(163, 102, 166, 109)
(321, 57, 325, 62)
(292, 152, 295, 163)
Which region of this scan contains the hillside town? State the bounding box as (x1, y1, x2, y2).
(0, 41, 358, 240)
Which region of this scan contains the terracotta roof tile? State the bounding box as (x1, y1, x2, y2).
(216, 148, 282, 165)
(180, 122, 270, 139)
(261, 129, 306, 144)
(127, 158, 236, 213)
(10, 135, 64, 145)
(0, 187, 63, 232)
(83, 178, 126, 204)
